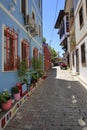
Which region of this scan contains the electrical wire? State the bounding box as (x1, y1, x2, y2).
(50, 0, 59, 45)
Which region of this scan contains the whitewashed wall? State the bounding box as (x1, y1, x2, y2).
(75, 0, 87, 45)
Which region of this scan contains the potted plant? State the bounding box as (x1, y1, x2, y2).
(29, 83, 33, 90)
(12, 86, 20, 101)
(37, 69, 44, 78)
(0, 90, 12, 111)
(42, 71, 47, 80)
(31, 57, 44, 81)
(31, 72, 39, 86)
(17, 61, 29, 96)
(17, 61, 27, 84)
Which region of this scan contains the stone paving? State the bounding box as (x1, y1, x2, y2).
(4, 67, 87, 130)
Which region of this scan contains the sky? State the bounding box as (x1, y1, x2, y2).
(42, 0, 65, 57)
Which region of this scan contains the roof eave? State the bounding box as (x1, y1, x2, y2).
(54, 10, 65, 28)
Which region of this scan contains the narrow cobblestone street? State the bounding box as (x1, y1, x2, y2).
(4, 67, 87, 130)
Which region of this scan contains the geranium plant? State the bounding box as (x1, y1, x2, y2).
(0, 90, 11, 103)
(0, 90, 12, 111)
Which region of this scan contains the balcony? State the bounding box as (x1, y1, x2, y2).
(59, 22, 69, 44)
(60, 38, 67, 52)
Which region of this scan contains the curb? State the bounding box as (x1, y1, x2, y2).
(68, 69, 87, 89)
(75, 76, 87, 89)
(0, 92, 31, 130)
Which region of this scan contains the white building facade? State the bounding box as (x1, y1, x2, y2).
(55, 10, 70, 66)
(72, 0, 87, 81)
(55, 0, 87, 82)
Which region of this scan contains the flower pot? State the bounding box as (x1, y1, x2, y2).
(13, 93, 20, 101)
(2, 99, 12, 111)
(42, 75, 47, 80)
(30, 86, 33, 90)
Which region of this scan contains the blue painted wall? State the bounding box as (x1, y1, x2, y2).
(0, 0, 43, 92)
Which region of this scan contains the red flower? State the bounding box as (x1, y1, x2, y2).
(16, 83, 21, 87)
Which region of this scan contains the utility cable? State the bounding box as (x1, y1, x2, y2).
(50, 0, 59, 45)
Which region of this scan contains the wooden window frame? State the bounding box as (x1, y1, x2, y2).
(4, 27, 18, 71)
(21, 0, 26, 16)
(66, 15, 69, 32)
(32, 10, 35, 22)
(33, 48, 38, 59)
(81, 43, 86, 66)
(79, 6, 84, 29)
(39, 0, 41, 9)
(39, 24, 41, 37)
(72, 52, 74, 66)
(21, 40, 29, 68)
(86, 0, 87, 15)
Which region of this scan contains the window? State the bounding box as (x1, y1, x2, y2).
(21, 0, 26, 16)
(62, 20, 65, 35)
(39, 24, 41, 37)
(32, 11, 35, 21)
(60, 20, 65, 39)
(79, 6, 84, 28)
(72, 52, 74, 66)
(86, 0, 87, 15)
(21, 40, 29, 68)
(39, 52, 42, 59)
(4, 27, 18, 71)
(39, 0, 41, 9)
(33, 48, 38, 59)
(32, 48, 38, 70)
(81, 43, 86, 66)
(66, 15, 69, 32)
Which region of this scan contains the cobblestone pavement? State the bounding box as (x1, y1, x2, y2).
(4, 67, 87, 130)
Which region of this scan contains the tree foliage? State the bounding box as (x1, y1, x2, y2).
(42, 37, 58, 63)
(42, 37, 46, 43)
(32, 57, 43, 71)
(49, 46, 58, 63)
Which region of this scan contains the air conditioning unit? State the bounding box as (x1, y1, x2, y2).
(30, 24, 39, 36)
(25, 15, 35, 30)
(34, 24, 39, 35)
(13, 0, 16, 4)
